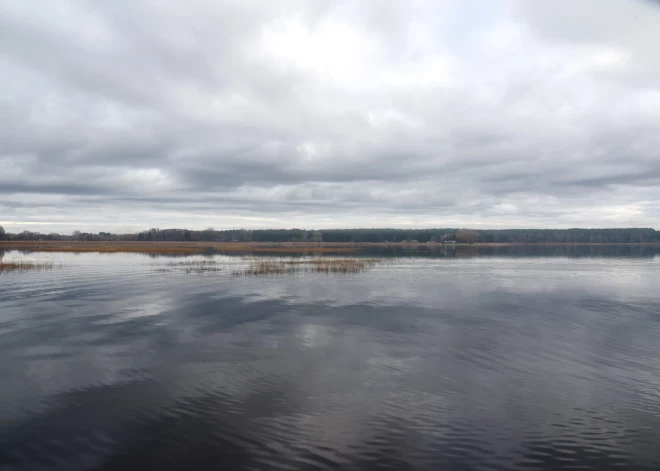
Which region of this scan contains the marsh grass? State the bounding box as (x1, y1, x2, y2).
(0, 241, 356, 255)
(0, 259, 55, 273)
(155, 260, 222, 274)
(234, 257, 382, 276)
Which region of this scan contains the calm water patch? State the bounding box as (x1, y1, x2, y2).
(1, 248, 660, 470)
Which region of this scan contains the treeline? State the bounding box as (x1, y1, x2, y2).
(1, 226, 659, 244)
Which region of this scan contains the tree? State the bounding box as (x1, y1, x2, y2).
(455, 229, 480, 244)
(0, 225, 4, 240)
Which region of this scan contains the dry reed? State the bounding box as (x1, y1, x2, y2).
(0, 241, 356, 255)
(234, 257, 381, 276)
(0, 260, 55, 273)
(155, 260, 222, 274)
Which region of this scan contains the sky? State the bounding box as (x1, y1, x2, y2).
(1, 0, 659, 234)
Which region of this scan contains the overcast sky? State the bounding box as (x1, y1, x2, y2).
(1, 0, 659, 233)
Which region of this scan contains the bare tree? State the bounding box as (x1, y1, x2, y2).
(455, 229, 479, 244)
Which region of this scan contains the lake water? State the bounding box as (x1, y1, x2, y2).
(1, 247, 660, 470)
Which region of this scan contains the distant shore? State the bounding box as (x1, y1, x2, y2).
(1, 240, 659, 255)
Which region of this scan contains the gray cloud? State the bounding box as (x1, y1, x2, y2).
(1, 0, 659, 233)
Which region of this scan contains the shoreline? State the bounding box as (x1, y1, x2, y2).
(1, 240, 659, 255)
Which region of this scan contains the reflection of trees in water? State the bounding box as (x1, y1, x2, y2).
(362, 245, 660, 259)
(0, 249, 4, 261)
(474, 245, 660, 258)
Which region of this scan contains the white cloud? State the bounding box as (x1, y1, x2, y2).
(1, 0, 659, 233)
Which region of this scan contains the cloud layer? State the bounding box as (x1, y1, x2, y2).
(2, 0, 659, 233)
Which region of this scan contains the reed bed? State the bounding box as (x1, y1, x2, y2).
(0, 260, 55, 273)
(0, 241, 356, 255)
(155, 260, 222, 274)
(234, 257, 382, 276)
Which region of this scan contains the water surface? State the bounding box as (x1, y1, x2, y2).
(1, 248, 660, 470)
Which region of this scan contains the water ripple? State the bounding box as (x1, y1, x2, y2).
(1, 252, 660, 469)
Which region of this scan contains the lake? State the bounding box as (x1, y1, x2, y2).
(1, 247, 660, 470)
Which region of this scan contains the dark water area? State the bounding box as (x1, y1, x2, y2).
(1, 248, 660, 470)
(362, 244, 660, 259)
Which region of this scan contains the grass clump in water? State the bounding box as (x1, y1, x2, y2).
(155, 260, 222, 274)
(234, 257, 382, 276)
(0, 260, 55, 273)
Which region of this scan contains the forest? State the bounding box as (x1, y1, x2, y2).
(1, 225, 658, 244)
